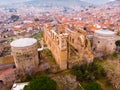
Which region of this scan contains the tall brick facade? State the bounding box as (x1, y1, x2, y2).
(44, 24, 93, 70)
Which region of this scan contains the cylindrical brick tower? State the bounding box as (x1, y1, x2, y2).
(93, 30, 116, 57)
(10, 38, 39, 74)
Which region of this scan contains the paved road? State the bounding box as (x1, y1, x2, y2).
(0, 63, 15, 70)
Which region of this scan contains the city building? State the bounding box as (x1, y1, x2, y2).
(11, 82, 29, 90)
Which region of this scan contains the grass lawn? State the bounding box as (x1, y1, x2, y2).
(94, 58, 118, 90)
(97, 77, 115, 90)
(32, 32, 43, 40)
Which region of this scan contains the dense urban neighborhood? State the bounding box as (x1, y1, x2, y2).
(0, 0, 120, 90)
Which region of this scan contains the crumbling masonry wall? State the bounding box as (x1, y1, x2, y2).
(44, 25, 93, 70)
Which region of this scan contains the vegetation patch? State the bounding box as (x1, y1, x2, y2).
(24, 75, 57, 90)
(53, 74, 82, 90)
(71, 61, 105, 82)
(115, 40, 120, 46)
(43, 49, 56, 64)
(33, 32, 43, 40)
(82, 82, 102, 90)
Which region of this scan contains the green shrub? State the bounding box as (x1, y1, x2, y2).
(33, 32, 43, 40)
(115, 40, 120, 46)
(34, 18, 39, 21)
(24, 76, 57, 90)
(24, 85, 31, 90)
(112, 52, 118, 58)
(82, 82, 102, 90)
(71, 61, 105, 82)
(22, 74, 33, 82)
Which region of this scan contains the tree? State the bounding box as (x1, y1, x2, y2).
(33, 32, 43, 40)
(34, 18, 39, 21)
(71, 61, 105, 82)
(82, 82, 102, 90)
(116, 40, 120, 46)
(24, 76, 57, 90)
(11, 15, 19, 21)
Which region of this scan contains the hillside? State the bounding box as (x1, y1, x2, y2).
(25, 0, 92, 8)
(107, 0, 120, 7)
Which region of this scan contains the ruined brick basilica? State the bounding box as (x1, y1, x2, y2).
(44, 24, 94, 70)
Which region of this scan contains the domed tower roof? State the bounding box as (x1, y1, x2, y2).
(95, 30, 116, 37)
(10, 38, 37, 48)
